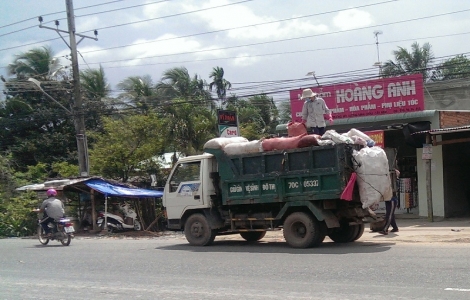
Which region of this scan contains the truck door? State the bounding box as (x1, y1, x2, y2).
(164, 160, 205, 220)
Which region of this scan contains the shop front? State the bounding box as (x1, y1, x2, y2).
(279, 73, 470, 219)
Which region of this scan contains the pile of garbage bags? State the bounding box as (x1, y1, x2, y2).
(203, 126, 391, 209)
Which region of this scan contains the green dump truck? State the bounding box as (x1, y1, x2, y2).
(162, 142, 371, 248)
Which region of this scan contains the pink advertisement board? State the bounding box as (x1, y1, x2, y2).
(289, 74, 425, 121)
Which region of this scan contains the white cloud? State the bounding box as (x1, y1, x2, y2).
(231, 52, 260, 67)
(332, 9, 372, 31)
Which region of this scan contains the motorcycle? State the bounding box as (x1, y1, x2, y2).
(97, 202, 142, 232)
(38, 217, 75, 246)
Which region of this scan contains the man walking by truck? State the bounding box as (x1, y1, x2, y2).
(301, 88, 333, 135)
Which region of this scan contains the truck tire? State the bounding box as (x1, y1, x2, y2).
(283, 212, 324, 248)
(353, 223, 365, 241)
(184, 214, 216, 246)
(240, 231, 266, 242)
(328, 223, 359, 243)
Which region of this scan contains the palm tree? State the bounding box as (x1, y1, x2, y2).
(381, 42, 434, 81)
(209, 66, 232, 105)
(80, 65, 110, 99)
(7, 46, 59, 80)
(155, 67, 210, 103)
(117, 75, 155, 113)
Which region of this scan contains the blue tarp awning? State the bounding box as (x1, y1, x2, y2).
(84, 179, 163, 198)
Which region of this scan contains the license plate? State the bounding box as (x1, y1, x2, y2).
(64, 226, 75, 233)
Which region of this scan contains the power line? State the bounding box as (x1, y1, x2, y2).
(82, 0, 397, 54)
(0, 0, 128, 31)
(83, 8, 470, 66)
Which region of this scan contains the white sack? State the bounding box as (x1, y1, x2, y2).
(224, 140, 262, 155)
(353, 146, 393, 209)
(346, 128, 372, 142)
(203, 137, 248, 149)
(322, 130, 353, 144)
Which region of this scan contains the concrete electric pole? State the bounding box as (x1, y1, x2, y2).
(38, 0, 98, 176)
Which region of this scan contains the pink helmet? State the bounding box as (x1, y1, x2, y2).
(46, 188, 57, 197)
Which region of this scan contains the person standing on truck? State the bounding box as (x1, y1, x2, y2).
(300, 88, 333, 135)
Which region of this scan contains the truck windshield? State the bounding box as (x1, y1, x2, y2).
(169, 162, 201, 192)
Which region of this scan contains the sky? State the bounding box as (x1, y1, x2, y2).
(1, 0, 470, 104)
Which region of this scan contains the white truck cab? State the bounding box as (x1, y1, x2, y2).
(163, 153, 217, 229)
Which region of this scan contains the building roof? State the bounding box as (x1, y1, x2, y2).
(276, 110, 437, 131)
(412, 125, 470, 135)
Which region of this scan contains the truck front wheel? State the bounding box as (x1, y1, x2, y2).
(184, 214, 216, 246)
(240, 231, 266, 242)
(283, 212, 325, 248)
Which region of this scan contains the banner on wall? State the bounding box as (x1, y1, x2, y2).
(218, 110, 239, 137)
(364, 130, 384, 148)
(290, 74, 425, 121)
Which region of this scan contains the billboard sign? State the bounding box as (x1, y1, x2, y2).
(290, 74, 425, 121)
(218, 110, 239, 137)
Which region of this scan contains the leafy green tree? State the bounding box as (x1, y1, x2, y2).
(89, 113, 165, 182)
(209, 66, 232, 106)
(381, 42, 434, 81)
(278, 101, 292, 124)
(160, 99, 217, 155)
(0, 154, 38, 237)
(248, 94, 279, 134)
(431, 54, 470, 81)
(7, 46, 59, 80)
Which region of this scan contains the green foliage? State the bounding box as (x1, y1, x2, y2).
(0, 192, 38, 237)
(209, 66, 232, 103)
(0, 155, 39, 237)
(7, 46, 57, 80)
(382, 42, 434, 81)
(226, 94, 278, 140)
(160, 99, 217, 155)
(89, 113, 165, 182)
(278, 101, 292, 124)
(52, 161, 79, 178)
(431, 54, 470, 81)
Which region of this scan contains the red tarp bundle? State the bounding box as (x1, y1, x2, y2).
(340, 172, 357, 201)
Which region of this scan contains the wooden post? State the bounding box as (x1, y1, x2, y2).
(425, 133, 433, 222)
(91, 189, 97, 231)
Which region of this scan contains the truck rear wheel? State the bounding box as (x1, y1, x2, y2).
(283, 212, 324, 248)
(240, 231, 266, 242)
(353, 223, 365, 241)
(328, 223, 359, 243)
(184, 213, 216, 246)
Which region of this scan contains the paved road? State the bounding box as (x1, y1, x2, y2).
(1, 234, 470, 300)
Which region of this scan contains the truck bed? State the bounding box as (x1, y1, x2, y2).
(205, 143, 362, 206)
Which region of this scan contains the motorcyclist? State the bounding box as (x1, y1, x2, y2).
(34, 188, 65, 237)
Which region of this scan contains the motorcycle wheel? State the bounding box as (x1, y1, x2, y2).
(60, 234, 71, 246)
(37, 226, 49, 245)
(134, 220, 142, 231)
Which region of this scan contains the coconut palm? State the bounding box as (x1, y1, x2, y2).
(7, 46, 60, 80)
(155, 67, 210, 103)
(117, 75, 156, 113)
(80, 65, 110, 100)
(209, 66, 232, 105)
(381, 42, 434, 81)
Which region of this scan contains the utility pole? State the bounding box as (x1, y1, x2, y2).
(38, 0, 98, 177)
(66, 0, 88, 177)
